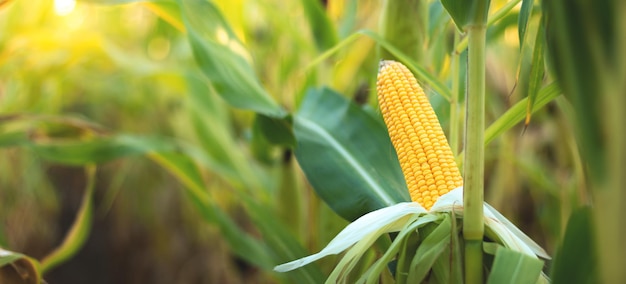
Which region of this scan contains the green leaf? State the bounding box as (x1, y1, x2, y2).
(300, 0, 337, 51)
(185, 74, 268, 189)
(543, 0, 612, 180)
(457, 81, 560, 167)
(250, 114, 295, 164)
(407, 214, 452, 283)
(431, 214, 463, 284)
(40, 166, 96, 273)
(179, 0, 286, 117)
(518, 0, 534, 47)
(361, 215, 424, 284)
(294, 88, 409, 221)
(487, 245, 544, 284)
(31, 135, 176, 165)
(440, 0, 492, 31)
(551, 207, 597, 284)
(485, 81, 560, 146)
(524, 19, 546, 126)
(253, 114, 296, 147)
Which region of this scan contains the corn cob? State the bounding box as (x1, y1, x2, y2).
(377, 60, 463, 210)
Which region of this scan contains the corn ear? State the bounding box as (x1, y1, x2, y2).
(377, 60, 463, 210)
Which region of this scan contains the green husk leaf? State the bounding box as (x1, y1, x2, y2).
(487, 245, 544, 284)
(431, 213, 463, 284)
(407, 214, 452, 283)
(360, 215, 432, 284)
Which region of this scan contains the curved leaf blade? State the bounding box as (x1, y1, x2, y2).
(300, 0, 337, 51)
(294, 88, 409, 221)
(179, 0, 286, 117)
(518, 0, 534, 47)
(40, 166, 96, 273)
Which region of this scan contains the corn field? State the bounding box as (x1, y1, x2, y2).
(1, 0, 624, 283)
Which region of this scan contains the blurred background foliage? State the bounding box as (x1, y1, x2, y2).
(0, 0, 611, 283)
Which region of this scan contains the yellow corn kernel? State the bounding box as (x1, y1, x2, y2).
(377, 60, 463, 210)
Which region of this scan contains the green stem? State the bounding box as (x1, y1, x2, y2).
(463, 25, 486, 284)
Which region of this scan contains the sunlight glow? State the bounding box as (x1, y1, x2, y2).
(54, 0, 76, 16)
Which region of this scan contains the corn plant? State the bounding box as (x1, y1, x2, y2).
(1, 0, 624, 283)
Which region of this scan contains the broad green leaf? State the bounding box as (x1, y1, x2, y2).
(179, 0, 285, 117)
(407, 214, 452, 283)
(543, 0, 612, 180)
(31, 135, 175, 165)
(544, 2, 626, 281)
(487, 245, 544, 284)
(41, 166, 96, 273)
(185, 74, 269, 191)
(551, 207, 597, 284)
(300, 0, 337, 51)
(294, 88, 409, 221)
(440, 0, 491, 31)
(0, 249, 41, 284)
(253, 114, 296, 147)
(250, 114, 295, 164)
